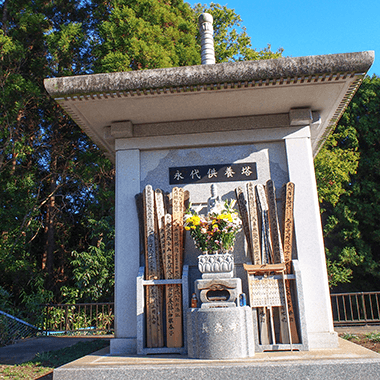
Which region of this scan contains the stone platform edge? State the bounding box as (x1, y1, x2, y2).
(53, 338, 380, 380)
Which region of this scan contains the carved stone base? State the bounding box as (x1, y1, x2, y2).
(198, 253, 234, 275)
(187, 306, 255, 359)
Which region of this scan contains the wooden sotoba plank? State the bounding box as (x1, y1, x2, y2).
(247, 182, 261, 265)
(282, 182, 299, 344)
(143, 185, 164, 348)
(265, 180, 284, 264)
(255, 184, 273, 264)
(235, 186, 253, 259)
(167, 187, 184, 348)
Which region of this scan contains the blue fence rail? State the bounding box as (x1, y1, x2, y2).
(330, 291, 380, 326)
(0, 310, 39, 346)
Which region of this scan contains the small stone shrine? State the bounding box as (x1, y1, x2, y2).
(44, 13, 374, 358)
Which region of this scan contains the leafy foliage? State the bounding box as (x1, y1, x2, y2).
(193, 3, 283, 62)
(94, 0, 200, 72)
(0, 0, 115, 314)
(0, 0, 284, 317)
(315, 76, 380, 289)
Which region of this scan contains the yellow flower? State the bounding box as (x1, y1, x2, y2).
(217, 214, 232, 222)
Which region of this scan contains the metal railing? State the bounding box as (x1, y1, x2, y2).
(43, 302, 114, 334)
(330, 291, 380, 326)
(0, 310, 39, 346)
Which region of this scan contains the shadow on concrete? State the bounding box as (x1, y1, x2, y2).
(0, 335, 112, 365)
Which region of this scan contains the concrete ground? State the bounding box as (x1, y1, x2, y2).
(0, 335, 112, 365)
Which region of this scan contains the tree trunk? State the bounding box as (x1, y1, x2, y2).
(42, 160, 57, 286)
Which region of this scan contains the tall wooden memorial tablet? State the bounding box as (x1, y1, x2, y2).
(282, 182, 299, 344)
(265, 180, 284, 264)
(166, 187, 184, 348)
(247, 182, 261, 265)
(265, 180, 290, 344)
(235, 186, 253, 261)
(252, 185, 275, 345)
(256, 184, 273, 265)
(143, 185, 164, 348)
(155, 189, 166, 278)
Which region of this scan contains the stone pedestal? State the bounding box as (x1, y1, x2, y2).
(187, 306, 254, 359)
(195, 277, 242, 308)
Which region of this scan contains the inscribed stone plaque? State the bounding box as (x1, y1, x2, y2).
(169, 163, 257, 185)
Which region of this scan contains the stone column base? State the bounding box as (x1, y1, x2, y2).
(110, 338, 137, 354)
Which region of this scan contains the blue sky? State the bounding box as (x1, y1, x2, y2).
(191, 0, 378, 76)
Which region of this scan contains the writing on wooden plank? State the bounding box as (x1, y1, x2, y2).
(255, 184, 273, 264)
(282, 182, 299, 344)
(172, 187, 184, 277)
(144, 185, 158, 278)
(249, 277, 285, 307)
(164, 214, 173, 280)
(143, 185, 164, 348)
(167, 187, 184, 348)
(283, 182, 295, 271)
(247, 182, 261, 265)
(155, 189, 166, 279)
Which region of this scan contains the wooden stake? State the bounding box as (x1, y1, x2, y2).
(235, 186, 253, 259)
(265, 180, 290, 344)
(255, 184, 273, 264)
(265, 180, 284, 264)
(247, 182, 261, 265)
(172, 187, 184, 276)
(249, 184, 273, 345)
(143, 185, 164, 348)
(155, 189, 166, 279)
(283, 182, 295, 271)
(167, 187, 184, 348)
(283, 182, 299, 344)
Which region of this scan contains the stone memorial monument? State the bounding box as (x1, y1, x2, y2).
(44, 12, 375, 363)
(186, 184, 254, 359)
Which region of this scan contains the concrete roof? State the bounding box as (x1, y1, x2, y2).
(44, 51, 374, 162)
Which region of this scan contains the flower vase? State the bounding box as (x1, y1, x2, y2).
(198, 252, 234, 274)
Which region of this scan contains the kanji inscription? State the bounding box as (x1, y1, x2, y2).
(169, 163, 257, 184)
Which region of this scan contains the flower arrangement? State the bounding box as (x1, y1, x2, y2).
(184, 199, 242, 254)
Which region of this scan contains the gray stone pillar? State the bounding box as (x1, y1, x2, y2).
(110, 148, 140, 354)
(284, 130, 338, 349)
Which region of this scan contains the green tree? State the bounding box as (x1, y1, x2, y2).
(193, 3, 283, 62)
(0, 0, 115, 313)
(93, 0, 200, 72)
(315, 75, 380, 290)
(0, 0, 283, 315)
(94, 0, 283, 73)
